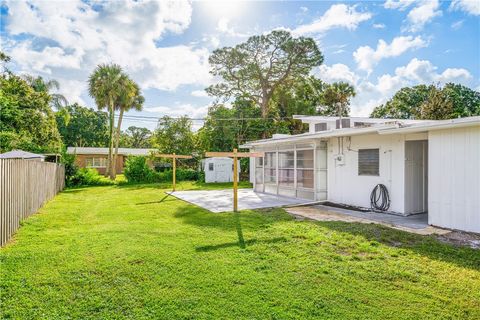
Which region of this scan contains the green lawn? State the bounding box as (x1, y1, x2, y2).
(1, 183, 479, 319)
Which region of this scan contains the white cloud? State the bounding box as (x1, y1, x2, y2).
(191, 90, 209, 98)
(3, 0, 212, 105)
(451, 20, 464, 30)
(450, 0, 480, 15)
(216, 17, 248, 37)
(406, 0, 442, 32)
(373, 23, 386, 29)
(384, 0, 416, 10)
(384, 0, 442, 32)
(300, 6, 309, 13)
(314, 63, 359, 86)
(294, 4, 371, 35)
(353, 36, 427, 72)
(314, 60, 474, 117)
(348, 58, 473, 116)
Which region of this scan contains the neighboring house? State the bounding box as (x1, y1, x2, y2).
(242, 116, 480, 233)
(0, 150, 45, 161)
(202, 157, 240, 183)
(67, 147, 155, 174)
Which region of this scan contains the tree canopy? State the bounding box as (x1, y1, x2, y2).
(55, 103, 109, 148)
(206, 30, 323, 119)
(0, 74, 62, 153)
(371, 83, 480, 119)
(152, 116, 196, 155)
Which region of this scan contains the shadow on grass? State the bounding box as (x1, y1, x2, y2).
(316, 220, 480, 271)
(196, 237, 287, 252)
(136, 193, 176, 205)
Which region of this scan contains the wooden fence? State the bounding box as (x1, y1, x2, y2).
(0, 159, 65, 247)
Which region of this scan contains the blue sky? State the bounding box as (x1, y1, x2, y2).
(1, 0, 479, 130)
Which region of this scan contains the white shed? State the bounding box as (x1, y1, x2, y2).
(203, 157, 240, 183)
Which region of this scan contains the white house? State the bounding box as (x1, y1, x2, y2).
(242, 116, 480, 233)
(203, 157, 240, 183)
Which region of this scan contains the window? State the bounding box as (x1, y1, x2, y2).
(358, 149, 379, 176)
(264, 152, 276, 184)
(314, 123, 327, 132)
(296, 149, 314, 188)
(278, 151, 294, 187)
(86, 157, 107, 168)
(208, 163, 214, 171)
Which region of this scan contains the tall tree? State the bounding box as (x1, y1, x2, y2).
(113, 78, 144, 178)
(22, 75, 68, 109)
(206, 30, 323, 125)
(120, 126, 152, 148)
(320, 82, 356, 118)
(152, 116, 196, 155)
(370, 85, 431, 119)
(88, 64, 127, 179)
(55, 103, 109, 147)
(371, 83, 480, 119)
(0, 74, 62, 153)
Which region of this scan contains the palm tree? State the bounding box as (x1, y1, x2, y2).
(88, 64, 127, 179)
(22, 75, 68, 109)
(320, 82, 356, 120)
(112, 78, 144, 178)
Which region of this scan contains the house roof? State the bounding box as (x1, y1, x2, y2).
(67, 147, 155, 156)
(0, 150, 45, 159)
(241, 116, 480, 148)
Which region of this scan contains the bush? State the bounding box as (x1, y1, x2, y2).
(124, 156, 155, 183)
(69, 168, 113, 187)
(124, 156, 201, 184)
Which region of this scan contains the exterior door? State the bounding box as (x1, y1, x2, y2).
(405, 140, 428, 214)
(215, 162, 230, 182)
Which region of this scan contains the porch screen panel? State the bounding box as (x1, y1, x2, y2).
(278, 151, 294, 187)
(297, 149, 314, 189)
(264, 152, 276, 185)
(254, 157, 264, 192)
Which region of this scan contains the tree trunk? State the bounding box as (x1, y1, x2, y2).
(261, 98, 269, 139)
(113, 108, 124, 180)
(108, 100, 115, 180)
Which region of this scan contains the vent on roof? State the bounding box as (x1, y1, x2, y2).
(314, 123, 327, 132)
(336, 119, 351, 129)
(354, 122, 373, 128)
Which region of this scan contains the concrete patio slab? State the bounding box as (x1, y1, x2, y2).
(169, 188, 310, 213)
(286, 205, 451, 235)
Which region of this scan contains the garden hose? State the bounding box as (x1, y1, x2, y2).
(370, 184, 390, 212)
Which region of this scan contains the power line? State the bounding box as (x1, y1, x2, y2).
(117, 114, 295, 121)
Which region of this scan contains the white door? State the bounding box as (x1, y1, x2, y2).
(215, 162, 230, 182)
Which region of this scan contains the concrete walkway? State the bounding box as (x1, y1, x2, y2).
(286, 205, 450, 235)
(170, 189, 310, 213)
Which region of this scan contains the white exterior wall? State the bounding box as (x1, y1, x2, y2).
(428, 126, 480, 233)
(327, 134, 406, 213)
(204, 157, 240, 183)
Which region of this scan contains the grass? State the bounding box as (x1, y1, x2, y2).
(1, 182, 479, 319)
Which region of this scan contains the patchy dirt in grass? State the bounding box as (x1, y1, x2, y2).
(437, 231, 480, 249)
(287, 206, 480, 249)
(286, 206, 445, 234)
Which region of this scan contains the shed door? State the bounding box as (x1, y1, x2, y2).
(405, 140, 428, 214)
(215, 162, 231, 182)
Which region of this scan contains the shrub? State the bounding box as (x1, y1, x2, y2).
(124, 156, 155, 183)
(69, 168, 113, 186)
(124, 156, 201, 184)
